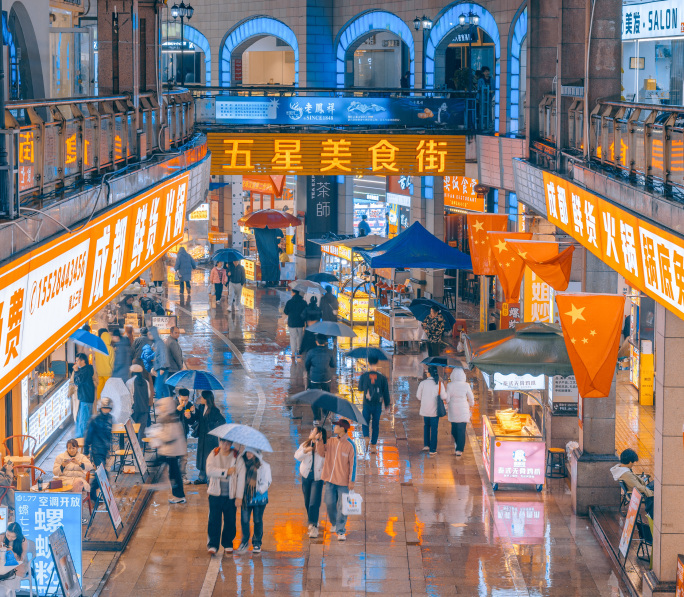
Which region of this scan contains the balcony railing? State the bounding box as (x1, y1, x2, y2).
(5, 89, 195, 212)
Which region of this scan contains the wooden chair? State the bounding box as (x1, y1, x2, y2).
(3, 435, 37, 474)
(13, 464, 45, 486)
(83, 470, 94, 515)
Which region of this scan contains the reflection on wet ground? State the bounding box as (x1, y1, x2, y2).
(101, 275, 626, 596)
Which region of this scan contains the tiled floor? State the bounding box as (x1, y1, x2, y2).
(614, 373, 655, 478)
(89, 273, 632, 596)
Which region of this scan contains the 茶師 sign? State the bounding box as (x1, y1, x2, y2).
(622, 0, 682, 41)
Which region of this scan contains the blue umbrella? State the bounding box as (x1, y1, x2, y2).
(409, 298, 456, 330)
(345, 347, 390, 361)
(209, 424, 273, 452)
(69, 329, 109, 355)
(166, 370, 225, 391)
(212, 249, 244, 263)
(306, 321, 357, 338)
(307, 272, 339, 283)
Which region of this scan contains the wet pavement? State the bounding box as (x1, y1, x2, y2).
(96, 270, 628, 597)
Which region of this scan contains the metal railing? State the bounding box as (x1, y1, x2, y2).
(6, 89, 195, 210)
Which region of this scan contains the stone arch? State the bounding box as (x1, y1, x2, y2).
(426, 2, 500, 130)
(508, 4, 527, 134)
(8, 1, 43, 99)
(165, 22, 211, 86)
(334, 10, 415, 88)
(219, 16, 299, 87)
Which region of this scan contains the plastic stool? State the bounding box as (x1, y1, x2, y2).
(545, 447, 567, 478)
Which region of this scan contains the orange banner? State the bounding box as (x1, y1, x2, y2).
(488, 232, 533, 301)
(508, 241, 575, 291)
(556, 293, 625, 398)
(466, 214, 509, 275)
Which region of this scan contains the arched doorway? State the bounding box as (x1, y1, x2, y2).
(8, 2, 43, 100)
(162, 22, 211, 86)
(220, 17, 299, 87)
(335, 11, 414, 88)
(508, 5, 527, 134)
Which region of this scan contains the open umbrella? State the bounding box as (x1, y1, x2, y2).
(408, 298, 456, 330)
(289, 390, 367, 425)
(421, 356, 463, 368)
(306, 321, 357, 338)
(69, 329, 109, 356)
(306, 273, 339, 283)
(209, 423, 273, 452)
(166, 370, 225, 391)
(212, 248, 244, 263)
(238, 209, 301, 229)
(345, 347, 389, 361)
(289, 280, 325, 294)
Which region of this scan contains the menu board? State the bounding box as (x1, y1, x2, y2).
(124, 419, 148, 480)
(28, 381, 71, 450)
(619, 489, 643, 560)
(95, 464, 123, 535)
(48, 526, 82, 597)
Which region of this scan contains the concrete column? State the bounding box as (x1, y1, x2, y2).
(571, 251, 620, 515)
(424, 177, 444, 303)
(337, 176, 353, 236)
(644, 305, 684, 595)
(294, 175, 310, 279)
(228, 176, 243, 252)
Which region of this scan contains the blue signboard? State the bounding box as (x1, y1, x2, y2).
(15, 492, 82, 594)
(215, 96, 467, 128)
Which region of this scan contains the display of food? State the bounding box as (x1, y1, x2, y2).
(489, 410, 541, 437)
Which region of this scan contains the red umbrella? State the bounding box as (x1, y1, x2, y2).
(238, 209, 301, 229)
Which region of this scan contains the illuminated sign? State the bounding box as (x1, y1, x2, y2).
(207, 134, 466, 176)
(544, 172, 684, 323)
(243, 259, 256, 281)
(321, 244, 353, 262)
(444, 176, 485, 212)
(492, 440, 546, 485)
(338, 293, 374, 323)
(482, 372, 546, 391)
(189, 203, 208, 221)
(0, 174, 189, 399)
(28, 380, 71, 451)
(241, 286, 255, 309)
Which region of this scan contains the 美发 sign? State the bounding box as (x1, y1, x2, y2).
(543, 171, 684, 324)
(215, 96, 467, 128)
(0, 173, 189, 400)
(622, 0, 681, 41)
(444, 176, 486, 212)
(207, 133, 466, 176)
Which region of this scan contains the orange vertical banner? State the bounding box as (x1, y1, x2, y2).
(508, 241, 575, 291)
(487, 232, 533, 302)
(466, 214, 508, 275)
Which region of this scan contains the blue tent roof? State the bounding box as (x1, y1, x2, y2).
(362, 222, 472, 270)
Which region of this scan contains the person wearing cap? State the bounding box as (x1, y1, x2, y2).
(317, 419, 357, 541)
(83, 396, 113, 501)
(126, 363, 150, 443)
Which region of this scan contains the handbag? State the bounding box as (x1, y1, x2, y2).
(247, 490, 268, 507)
(436, 381, 447, 418)
(341, 490, 363, 516)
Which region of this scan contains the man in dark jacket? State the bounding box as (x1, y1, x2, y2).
(74, 353, 96, 438)
(284, 290, 307, 362)
(84, 396, 113, 501)
(320, 286, 340, 364)
(305, 334, 334, 392)
(111, 329, 133, 380)
(133, 328, 150, 360)
(166, 326, 184, 376)
(358, 356, 391, 452)
(227, 260, 246, 311)
(187, 391, 226, 484)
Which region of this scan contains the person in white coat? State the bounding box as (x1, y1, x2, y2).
(53, 439, 94, 492)
(294, 426, 327, 538)
(236, 449, 272, 554)
(416, 366, 445, 455)
(445, 368, 475, 456)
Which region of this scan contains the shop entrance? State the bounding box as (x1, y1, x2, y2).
(231, 35, 296, 86)
(443, 27, 495, 91)
(345, 31, 410, 88)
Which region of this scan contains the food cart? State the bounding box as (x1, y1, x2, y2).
(374, 307, 425, 345)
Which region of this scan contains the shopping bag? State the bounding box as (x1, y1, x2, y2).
(341, 490, 363, 516)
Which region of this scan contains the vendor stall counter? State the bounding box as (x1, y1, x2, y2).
(374, 308, 425, 343)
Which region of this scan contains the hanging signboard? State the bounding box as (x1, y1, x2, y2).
(444, 176, 486, 212)
(124, 418, 148, 480)
(482, 372, 546, 391)
(622, 0, 681, 41)
(48, 526, 82, 597)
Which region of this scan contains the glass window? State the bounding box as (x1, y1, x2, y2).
(25, 344, 68, 418)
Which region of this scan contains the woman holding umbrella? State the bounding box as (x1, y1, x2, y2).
(187, 391, 226, 484)
(209, 262, 228, 303)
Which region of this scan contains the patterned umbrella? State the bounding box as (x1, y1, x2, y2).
(209, 424, 273, 452)
(166, 370, 225, 391)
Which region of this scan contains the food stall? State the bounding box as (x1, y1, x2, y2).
(374, 307, 425, 344)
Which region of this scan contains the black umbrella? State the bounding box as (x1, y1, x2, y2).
(421, 356, 463, 367)
(409, 298, 456, 330)
(289, 390, 367, 425)
(212, 248, 244, 262)
(345, 347, 390, 361)
(306, 321, 357, 338)
(307, 272, 339, 283)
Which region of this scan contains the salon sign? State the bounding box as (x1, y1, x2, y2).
(622, 0, 682, 41)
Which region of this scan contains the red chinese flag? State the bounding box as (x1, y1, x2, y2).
(556, 293, 625, 398)
(466, 214, 508, 275)
(508, 241, 575, 291)
(487, 232, 533, 302)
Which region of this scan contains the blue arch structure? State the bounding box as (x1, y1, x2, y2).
(508, 5, 527, 134)
(426, 2, 500, 130)
(220, 17, 299, 87)
(2, 14, 18, 98)
(335, 10, 415, 88)
(164, 22, 211, 86)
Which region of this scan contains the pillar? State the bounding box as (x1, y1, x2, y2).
(571, 251, 619, 514)
(643, 305, 684, 596)
(337, 177, 353, 236)
(227, 176, 243, 252)
(424, 177, 444, 303)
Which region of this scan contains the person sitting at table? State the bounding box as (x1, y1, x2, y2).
(0, 522, 28, 596)
(53, 439, 93, 493)
(610, 448, 654, 517)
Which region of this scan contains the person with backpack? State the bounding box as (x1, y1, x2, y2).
(416, 366, 445, 455)
(358, 356, 391, 453)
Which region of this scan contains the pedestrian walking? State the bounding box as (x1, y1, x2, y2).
(416, 366, 445, 455)
(94, 329, 114, 402)
(206, 440, 242, 554)
(126, 364, 150, 443)
(175, 388, 193, 484)
(318, 419, 357, 541)
(174, 246, 196, 295)
(166, 326, 184, 380)
(188, 391, 226, 484)
(83, 397, 113, 501)
(305, 334, 334, 392)
(227, 260, 246, 311)
(422, 307, 446, 357)
(149, 326, 170, 398)
(73, 353, 96, 438)
(210, 261, 228, 303)
(133, 327, 150, 361)
(295, 426, 326, 538)
(300, 297, 322, 355)
(357, 214, 370, 237)
(236, 449, 272, 554)
(111, 329, 132, 381)
(150, 254, 167, 291)
(445, 368, 474, 456)
(320, 286, 339, 322)
(155, 396, 187, 504)
(358, 356, 391, 453)
(284, 289, 307, 362)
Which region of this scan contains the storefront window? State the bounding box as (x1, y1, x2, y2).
(25, 345, 68, 419)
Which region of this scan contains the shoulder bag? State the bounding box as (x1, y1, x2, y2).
(436, 381, 447, 418)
